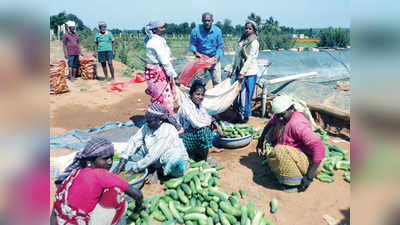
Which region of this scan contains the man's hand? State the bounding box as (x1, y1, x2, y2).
(112, 158, 127, 174)
(237, 74, 245, 81)
(210, 57, 218, 64)
(298, 177, 312, 192)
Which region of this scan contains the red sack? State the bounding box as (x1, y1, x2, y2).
(179, 54, 214, 86)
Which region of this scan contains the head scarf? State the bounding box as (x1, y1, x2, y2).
(144, 21, 165, 44)
(55, 137, 114, 184)
(66, 20, 76, 27)
(98, 21, 107, 27)
(145, 103, 183, 133)
(271, 95, 293, 114)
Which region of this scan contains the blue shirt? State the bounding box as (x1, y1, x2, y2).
(189, 24, 223, 59)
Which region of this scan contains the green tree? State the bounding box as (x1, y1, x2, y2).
(247, 12, 261, 25)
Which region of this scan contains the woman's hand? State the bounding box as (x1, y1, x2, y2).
(237, 74, 245, 81)
(112, 158, 127, 174)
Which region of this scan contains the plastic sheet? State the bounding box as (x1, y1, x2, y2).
(179, 54, 214, 86)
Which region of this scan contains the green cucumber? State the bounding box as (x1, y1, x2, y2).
(220, 201, 241, 216)
(181, 183, 193, 196)
(159, 200, 174, 221)
(169, 201, 184, 224)
(215, 164, 226, 171)
(317, 173, 335, 183)
(151, 209, 166, 222)
(165, 189, 179, 200)
(193, 176, 202, 192)
(218, 209, 231, 225)
(241, 206, 248, 225)
(183, 213, 208, 221)
(251, 210, 264, 225)
(160, 220, 176, 225)
(185, 207, 206, 214)
(177, 186, 189, 204)
(239, 189, 245, 199)
(207, 207, 218, 217)
(190, 180, 197, 193)
(209, 187, 228, 201)
(210, 201, 219, 212)
(247, 201, 255, 219)
(224, 213, 238, 224)
(164, 177, 184, 189)
(270, 198, 278, 213)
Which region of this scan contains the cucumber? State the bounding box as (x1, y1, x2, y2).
(210, 201, 219, 212)
(190, 161, 205, 168)
(209, 187, 228, 201)
(165, 189, 179, 200)
(224, 213, 238, 224)
(218, 209, 231, 225)
(232, 191, 241, 200)
(169, 201, 184, 224)
(260, 218, 275, 225)
(241, 206, 248, 225)
(228, 196, 240, 209)
(220, 201, 241, 217)
(151, 209, 166, 222)
(251, 210, 264, 225)
(160, 220, 176, 225)
(161, 195, 174, 204)
(270, 198, 278, 213)
(190, 197, 197, 207)
(317, 173, 335, 183)
(185, 207, 206, 214)
(177, 186, 189, 204)
(343, 173, 351, 183)
(181, 183, 193, 196)
(207, 207, 218, 217)
(239, 189, 245, 199)
(183, 213, 208, 221)
(176, 203, 191, 212)
(164, 177, 184, 189)
(247, 201, 255, 219)
(149, 195, 160, 212)
(184, 170, 199, 183)
(159, 200, 174, 221)
(190, 180, 197, 193)
(215, 164, 226, 171)
(335, 160, 350, 171)
(207, 217, 215, 225)
(193, 176, 202, 192)
(329, 145, 347, 155)
(143, 214, 153, 225)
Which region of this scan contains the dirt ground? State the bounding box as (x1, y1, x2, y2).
(50, 41, 350, 225)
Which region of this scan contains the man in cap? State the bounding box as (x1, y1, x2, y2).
(62, 20, 83, 81)
(94, 21, 116, 81)
(256, 95, 326, 192)
(189, 12, 224, 87)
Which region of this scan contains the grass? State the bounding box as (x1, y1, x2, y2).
(293, 41, 317, 48)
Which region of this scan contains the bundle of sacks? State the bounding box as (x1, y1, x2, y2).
(79, 56, 96, 80)
(49, 60, 69, 94)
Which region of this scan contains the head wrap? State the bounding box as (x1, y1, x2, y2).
(66, 20, 76, 27)
(145, 103, 183, 133)
(144, 21, 165, 44)
(98, 21, 107, 27)
(271, 95, 293, 114)
(55, 137, 114, 184)
(246, 20, 258, 35)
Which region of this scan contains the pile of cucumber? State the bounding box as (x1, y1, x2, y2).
(317, 142, 351, 183)
(219, 121, 254, 139)
(126, 159, 274, 225)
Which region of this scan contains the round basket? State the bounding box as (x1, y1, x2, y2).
(213, 134, 253, 149)
(128, 168, 148, 190)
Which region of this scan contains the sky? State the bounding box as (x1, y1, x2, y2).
(49, 0, 350, 30)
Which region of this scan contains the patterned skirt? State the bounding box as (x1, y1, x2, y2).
(182, 126, 213, 154)
(267, 145, 321, 186)
(144, 64, 175, 114)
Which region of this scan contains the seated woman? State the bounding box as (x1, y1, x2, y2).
(51, 137, 143, 225)
(113, 104, 189, 183)
(177, 80, 224, 166)
(256, 95, 325, 192)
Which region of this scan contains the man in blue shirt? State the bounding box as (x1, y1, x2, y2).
(189, 12, 224, 86)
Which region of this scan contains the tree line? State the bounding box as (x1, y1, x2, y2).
(50, 11, 350, 50)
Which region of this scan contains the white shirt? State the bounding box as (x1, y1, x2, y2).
(177, 93, 212, 131)
(146, 34, 178, 78)
(120, 123, 188, 171)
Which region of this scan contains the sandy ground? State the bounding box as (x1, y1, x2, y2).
(50, 41, 350, 224)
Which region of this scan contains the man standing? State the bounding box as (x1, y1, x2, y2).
(62, 21, 83, 81)
(94, 21, 116, 81)
(189, 12, 224, 86)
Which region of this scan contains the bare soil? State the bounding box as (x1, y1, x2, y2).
(50, 41, 350, 225)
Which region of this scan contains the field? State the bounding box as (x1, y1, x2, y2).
(49, 40, 349, 225)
